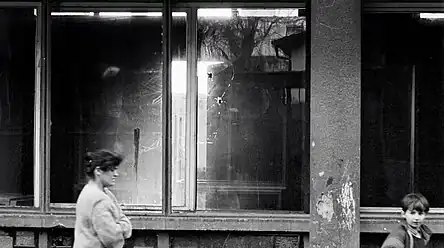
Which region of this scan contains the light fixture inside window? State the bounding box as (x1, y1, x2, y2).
(99, 12, 161, 17)
(33, 9, 94, 16)
(33, 9, 299, 18)
(419, 13, 444, 19)
(197, 8, 299, 18)
(238, 9, 299, 17)
(33, 9, 186, 17)
(197, 8, 233, 18)
(51, 12, 94, 16)
(98, 12, 186, 17)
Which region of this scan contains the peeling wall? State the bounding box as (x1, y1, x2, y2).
(315, 192, 334, 222)
(338, 180, 356, 230)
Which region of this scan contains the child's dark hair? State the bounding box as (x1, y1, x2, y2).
(84, 149, 124, 178)
(401, 193, 430, 213)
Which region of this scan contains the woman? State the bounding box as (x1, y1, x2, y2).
(73, 149, 132, 248)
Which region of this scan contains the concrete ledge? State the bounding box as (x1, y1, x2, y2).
(0, 213, 309, 232)
(2, 211, 444, 233)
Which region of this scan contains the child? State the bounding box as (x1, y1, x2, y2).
(381, 193, 432, 248)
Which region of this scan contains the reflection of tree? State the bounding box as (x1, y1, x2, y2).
(199, 13, 305, 139)
(199, 13, 306, 144)
(198, 11, 305, 72)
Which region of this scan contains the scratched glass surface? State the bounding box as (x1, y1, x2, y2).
(362, 13, 444, 207)
(0, 9, 36, 207)
(50, 11, 186, 207)
(195, 8, 308, 210)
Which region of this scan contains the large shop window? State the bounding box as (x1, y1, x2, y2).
(0, 8, 36, 207)
(194, 8, 308, 211)
(362, 13, 444, 207)
(50, 10, 186, 208)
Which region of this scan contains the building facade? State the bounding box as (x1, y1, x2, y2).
(0, 0, 443, 247)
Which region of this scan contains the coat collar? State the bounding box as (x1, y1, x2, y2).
(399, 222, 432, 242)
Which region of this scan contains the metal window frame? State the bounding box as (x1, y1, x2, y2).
(183, 6, 198, 212)
(184, 4, 309, 215)
(44, 1, 185, 214)
(42, 1, 201, 215)
(0, 1, 44, 214)
(162, 0, 173, 216)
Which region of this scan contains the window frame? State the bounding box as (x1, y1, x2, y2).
(185, 3, 309, 214)
(0, 1, 44, 213)
(45, 2, 186, 213)
(361, 1, 444, 233)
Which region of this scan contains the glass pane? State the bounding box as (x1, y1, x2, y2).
(197, 8, 308, 210)
(362, 14, 413, 207)
(50, 11, 165, 206)
(362, 13, 444, 207)
(0, 9, 36, 207)
(414, 13, 444, 207)
(171, 13, 188, 208)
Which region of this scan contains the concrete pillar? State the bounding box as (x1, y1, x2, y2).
(309, 0, 361, 247)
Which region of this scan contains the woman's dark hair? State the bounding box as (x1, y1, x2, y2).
(84, 149, 124, 178)
(401, 193, 430, 213)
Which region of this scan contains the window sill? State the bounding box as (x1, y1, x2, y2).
(361, 207, 444, 233)
(2, 208, 444, 233)
(0, 212, 310, 232)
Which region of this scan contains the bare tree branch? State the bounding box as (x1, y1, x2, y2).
(217, 47, 230, 61)
(254, 17, 281, 47)
(198, 15, 306, 72)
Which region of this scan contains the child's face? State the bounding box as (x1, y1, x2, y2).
(402, 209, 426, 229)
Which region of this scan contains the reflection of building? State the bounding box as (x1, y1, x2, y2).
(272, 30, 306, 71)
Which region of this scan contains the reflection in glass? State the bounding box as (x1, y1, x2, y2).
(196, 8, 308, 210)
(50, 12, 186, 207)
(0, 9, 36, 207)
(170, 14, 188, 208)
(362, 13, 444, 207)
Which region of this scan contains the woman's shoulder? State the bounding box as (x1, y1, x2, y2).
(77, 183, 109, 203)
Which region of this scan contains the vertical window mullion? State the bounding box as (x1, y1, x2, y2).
(162, 0, 173, 216)
(410, 65, 416, 193)
(185, 7, 198, 211)
(42, 0, 51, 213)
(34, 3, 43, 210)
